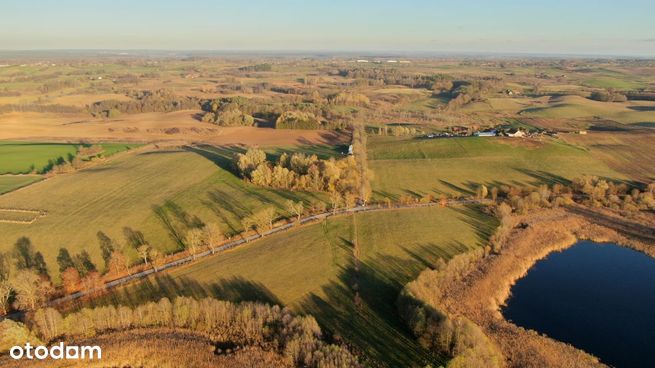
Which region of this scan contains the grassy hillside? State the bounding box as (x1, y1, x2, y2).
(84, 205, 494, 367)
(0, 146, 325, 277)
(368, 136, 624, 199)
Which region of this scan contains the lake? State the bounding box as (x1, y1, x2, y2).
(502, 241, 655, 368)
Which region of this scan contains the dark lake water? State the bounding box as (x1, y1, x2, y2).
(502, 241, 655, 368)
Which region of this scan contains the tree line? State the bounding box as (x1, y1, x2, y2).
(22, 296, 360, 368)
(233, 147, 361, 207)
(87, 89, 201, 118)
(397, 249, 504, 368)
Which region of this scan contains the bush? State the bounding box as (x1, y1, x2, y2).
(397, 250, 504, 368)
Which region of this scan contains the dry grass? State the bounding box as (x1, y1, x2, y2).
(429, 207, 655, 368)
(561, 130, 655, 182)
(0, 329, 292, 368)
(48, 93, 134, 107)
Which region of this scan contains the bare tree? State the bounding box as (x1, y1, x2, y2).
(185, 228, 204, 260)
(0, 281, 11, 315)
(151, 249, 166, 272)
(476, 184, 488, 200)
(241, 216, 256, 241)
(10, 269, 52, 311)
(137, 245, 152, 266)
(286, 200, 304, 224)
(107, 249, 129, 277)
(256, 207, 277, 232)
(203, 223, 224, 254)
(330, 191, 342, 215)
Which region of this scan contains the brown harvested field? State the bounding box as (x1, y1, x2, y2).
(561, 130, 655, 182)
(48, 93, 134, 107)
(0, 111, 347, 146)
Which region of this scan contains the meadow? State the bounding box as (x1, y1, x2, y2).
(0, 145, 331, 278)
(0, 141, 140, 174)
(0, 141, 79, 174)
(368, 136, 625, 199)
(81, 204, 495, 367)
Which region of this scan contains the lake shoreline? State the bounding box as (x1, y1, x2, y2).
(437, 206, 655, 368)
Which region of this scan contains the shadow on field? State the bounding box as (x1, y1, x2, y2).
(451, 204, 498, 246)
(72, 205, 493, 367)
(438, 180, 474, 196)
(78, 274, 281, 310)
(296, 252, 448, 368)
(184, 145, 245, 173)
(153, 200, 205, 249)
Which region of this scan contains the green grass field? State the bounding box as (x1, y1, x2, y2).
(368, 135, 625, 199)
(84, 205, 495, 367)
(0, 141, 140, 174)
(0, 175, 43, 194)
(0, 141, 78, 174)
(0, 146, 327, 278)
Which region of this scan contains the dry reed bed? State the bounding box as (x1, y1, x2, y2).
(0, 328, 292, 368)
(439, 207, 654, 368)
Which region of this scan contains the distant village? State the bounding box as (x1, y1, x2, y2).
(425, 125, 560, 139)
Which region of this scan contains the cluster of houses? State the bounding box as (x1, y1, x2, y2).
(354, 59, 411, 64)
(425, 125, 558, 139)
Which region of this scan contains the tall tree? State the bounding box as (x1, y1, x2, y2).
(137, 245, 151, 266)
(107, 250, 129, 277)
(203, 223, 224, 254)
(60, 267, 81, 294)
(286, 200, 304, 224)
(185, 228, 204, 260)
(10, 269, 52, 311)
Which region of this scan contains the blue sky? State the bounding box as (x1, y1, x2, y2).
(1, 0, 654, 56)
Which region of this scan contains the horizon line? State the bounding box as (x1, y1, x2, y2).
(0, 49, 653, 59)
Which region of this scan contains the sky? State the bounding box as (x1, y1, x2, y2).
(1, 0, 654, 56)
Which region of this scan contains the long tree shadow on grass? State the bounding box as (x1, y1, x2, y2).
(450, 204, 498, 247)
(184, 145, 245, 173)
(74, 274, 280, 311)
(152, 200, 205, 249)
(297, 253, 448, 368)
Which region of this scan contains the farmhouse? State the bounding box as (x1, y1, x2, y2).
(474, 129, 497, 137)
(506, 128, 526, 138)
(449, 126, 469, 135)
